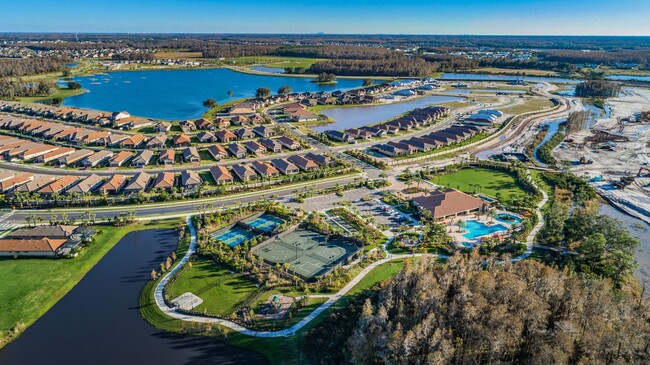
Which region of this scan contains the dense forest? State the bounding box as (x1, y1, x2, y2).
(0, 78, 56, 99)
(574, 80, 622, 97)
(303, 254, 650, 365)
(309, 58, 434, 77)
(0, 57, 65, 77)
(277, 45, 395, 60)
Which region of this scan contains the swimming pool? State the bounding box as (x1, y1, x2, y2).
(495, 214, 522, 225)
(243, 214, 285, 232)
(212, 226, 257, 247)
(462, 220, 509, 240)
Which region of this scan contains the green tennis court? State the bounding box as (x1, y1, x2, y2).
(253, 228, 360, 279)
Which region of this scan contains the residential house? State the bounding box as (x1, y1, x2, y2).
(8, 225, 77, 239)
(372, 144, 406, 157)
(196, 131, 217, 143)
(154, 122, 172, 133)
(66, 174, 103, 195)
(0, 173, 34, 193)
(152, 172, 176, 191)
(214, 117, 230, 129)
(277, 136, 300, 150)
(82, 150, 114, 168)
(180, 170, 202, 190)
(325, 130, 353, 143)
(57, 149, 94, 166)
(182, 147, 200, 163)
(19, 144, 59, 161)
(251, 160, 279, 177)
(252, 125, 275, 138)
(228, 143, 247, 159)
(179, 120, 196, 133)
(259, 138, 282, 153)
(158, 149, 175, 165)
(235, 128, 255, 140)
(288, 155, 319, 172)
(13, 176, 54, 194)
(38, 175, 79, 195)
(304, 153, 336, 167)
(194, 118, 214, 130)
(244, 140, 266, 155)
(231, 164, 258, 181)
(172, 133, 192, 147)
(271, 158, 299, 175)
(0, 238, 68, 257)
(146, 134, 168, 149)
(120, 134, 147, 148)
(131, 150, 154, 168)
(215, 129, 237, 143)
(108, 151, 133, 167)
(123, 172, 152, 194)
(207, 144, 227, 160)
(97, 174, 126, 194)
(209, 165, 233, 185)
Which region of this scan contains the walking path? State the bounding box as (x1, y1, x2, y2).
(154, 168, 548, 338)
(154, 215, 428, 338)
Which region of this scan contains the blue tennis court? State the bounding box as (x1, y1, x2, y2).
(212, 226, 257, 247)
(242, 214, 285, 232)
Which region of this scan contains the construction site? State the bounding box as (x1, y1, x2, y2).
(555, 87, 650, 224)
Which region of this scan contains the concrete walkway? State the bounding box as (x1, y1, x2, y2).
(153, 215, 428, 338)
(154, 171, 548, 337)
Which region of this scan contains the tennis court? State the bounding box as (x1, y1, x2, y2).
(253, 229, 360, 279)
(241, 214, 285, 233)
(211, 226, 258, 247)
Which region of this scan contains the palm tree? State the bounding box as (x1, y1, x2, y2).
(457, 219, 467, 233)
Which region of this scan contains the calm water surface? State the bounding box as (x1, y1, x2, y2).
(62, 68, 364, 120)
(314, 95, 463, 131)
(0, 229, 268, 365)
(599, 204, 650, 286)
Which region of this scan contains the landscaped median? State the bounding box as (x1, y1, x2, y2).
(0, 217, 184, 349)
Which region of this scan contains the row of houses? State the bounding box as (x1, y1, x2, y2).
(4, 169, 204, 197)
(324, 106, 451, 143)
(0, 101, 154, 130)
(176, 114, 267, 133)
(462, 109, 504, 126)
(371, 124, 484, 157)
(0, 225, 97, 257)
(209, 153, 336, 184)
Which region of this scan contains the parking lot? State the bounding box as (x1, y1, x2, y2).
(352, 198, 415, 230)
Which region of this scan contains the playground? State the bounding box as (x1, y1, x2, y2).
(253, 229, 360, 279)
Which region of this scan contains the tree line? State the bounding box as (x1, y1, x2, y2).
(309, 58, 434, 77)
(0, 57, 65, 77)
(575, 80, 622, 97)
(303, 253, 650, 364)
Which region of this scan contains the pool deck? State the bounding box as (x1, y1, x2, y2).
(445, 210, 521, 245)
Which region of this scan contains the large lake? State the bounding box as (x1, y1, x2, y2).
(0, 229, 268, 365)
(313, 95, 463, 132)
(62, 68, 364, 120)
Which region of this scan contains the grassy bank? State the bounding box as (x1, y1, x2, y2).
(140, 258, 409, 364)
(0, 218, 183, 348)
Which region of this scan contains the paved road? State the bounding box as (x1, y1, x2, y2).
(1, 174, 362, 225)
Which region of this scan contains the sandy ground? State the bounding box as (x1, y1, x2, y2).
(555, 87, 650, 223)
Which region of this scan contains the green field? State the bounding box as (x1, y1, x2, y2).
(166, 256, 258, 316)
(140, 257, 410, 364)
(0, 218, 183, 348)
(226, 56, 323, 70)
(17, 86, 85, 103)
(503, 97, 555, 115)
(431, 167, 528, 205)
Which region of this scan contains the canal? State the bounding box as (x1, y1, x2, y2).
(0, 229, 268, 365)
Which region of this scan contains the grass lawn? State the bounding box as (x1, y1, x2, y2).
(166, 256, 258, 316)
(0, 218, 183, 347)
(226, 56, 323, 70)
(140, 257, 411, 365)
(503, 97, 555, 115)
(431, 167, 528, 205)
(17, 86, 85, 103)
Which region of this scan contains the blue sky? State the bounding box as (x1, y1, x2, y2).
(1, 0, 648, 35)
